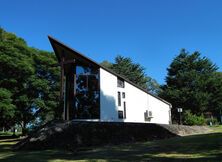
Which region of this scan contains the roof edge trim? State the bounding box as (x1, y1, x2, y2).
(48, 35, 172, 107)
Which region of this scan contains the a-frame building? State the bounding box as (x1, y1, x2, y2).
(49, 36, 172, 124)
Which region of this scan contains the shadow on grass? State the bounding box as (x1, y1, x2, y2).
(1, 133, 222, 162)
(0, 135, 20, 140)
(0, 139, 21, 143)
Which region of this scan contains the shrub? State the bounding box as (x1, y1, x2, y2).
(183, 110, 205, 126)
(206, 118, 219, 126)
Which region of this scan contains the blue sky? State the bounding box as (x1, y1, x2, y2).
(1, 0, 222, 84)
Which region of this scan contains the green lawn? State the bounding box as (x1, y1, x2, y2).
(0, 131, 22, 137)
(209, 125, 222, 133)
(0, 126, 222, 162)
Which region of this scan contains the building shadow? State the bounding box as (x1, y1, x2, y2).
(100, 90, 117, 121)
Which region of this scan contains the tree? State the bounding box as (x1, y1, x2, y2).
(111, 55, 148, 89)
(100, 60, 112, 69)
(0, 88, 15, 130)
(0, 28, 60, 134)
(206, 72, 222, 119)
(159, 49, 221, 123)
(146, 77, 162, 95)
(101, 55, 161, 93)
(0, 28, 35, 133)
(31, 50, 60, 123)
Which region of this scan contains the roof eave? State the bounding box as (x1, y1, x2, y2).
(48, 35, 172, 106)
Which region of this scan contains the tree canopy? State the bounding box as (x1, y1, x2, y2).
(159, 49, 222, 122)
(0, 28, 60, 134)
(0, 88, 15, 129)
(101, 55, 161, 94)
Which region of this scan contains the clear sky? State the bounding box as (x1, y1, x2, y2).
(1, 0, 222, 84)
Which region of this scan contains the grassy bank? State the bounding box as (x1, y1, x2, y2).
(0, 131, 22, 137)
(0, 126, 222, 162)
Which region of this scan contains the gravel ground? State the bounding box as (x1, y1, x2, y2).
(160, 124, 211, 136)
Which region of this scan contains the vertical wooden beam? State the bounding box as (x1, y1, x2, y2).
(73, 64, 77, 119)
(66, 73, 69, 120)
(66, 63, 76, 120)
(60, 57, 66, 120)
(60, 57, 65, 100)
(59, 58, 76, 121)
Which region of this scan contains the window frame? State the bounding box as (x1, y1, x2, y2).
(117, 77, 125, 88)
(118, 91, 121, 106)
(122, 92, 125, 98)
(118, 110, 124, 119)
(123, 101, 126, 119)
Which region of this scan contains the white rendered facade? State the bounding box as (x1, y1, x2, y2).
(100, 68, 171, 124)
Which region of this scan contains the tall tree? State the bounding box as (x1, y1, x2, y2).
(111, 55, 148, 89)
(0, 28, 35, 133)
(0, 88, 15, 130)
(31, 50, 60, 122)
(207, 72, 222, 118)
(101, 55, 161, 94)
(100, 60, 112, 69)
(0, 28, 60, 134)
(159, 49, 221, 122)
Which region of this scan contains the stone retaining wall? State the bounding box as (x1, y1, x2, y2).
(14, 121, 176, 150)
(14, 121, 211, 150)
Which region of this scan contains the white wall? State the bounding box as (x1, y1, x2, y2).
(99, 68, 171, 124)
(124, 82, 171, 124)
(100, 68, 118, 121)
(123, 82, 148, 123)
(147, 95, 171, 124)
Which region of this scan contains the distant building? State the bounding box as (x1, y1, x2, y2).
(49, 36, 172, 124)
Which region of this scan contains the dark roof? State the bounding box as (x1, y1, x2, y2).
(48, 35, 172, 107)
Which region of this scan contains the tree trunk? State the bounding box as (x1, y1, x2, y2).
(21, 121, 27, 136)
(13, 127, 15, 136)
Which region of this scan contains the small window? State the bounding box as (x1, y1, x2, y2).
(117, 77, 125, 88)
(118, 92, 121, 106)
(124, 102, 126, 119)
(118, 110, 124, 119)
(122, 92, 125, 98)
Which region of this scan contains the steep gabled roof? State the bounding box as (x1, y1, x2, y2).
(48, 36, 172, 107)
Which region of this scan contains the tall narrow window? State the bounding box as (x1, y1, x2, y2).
(118, 92, 121, 106)
(75, 65, 100, 119)
(124, 102, 126, 119)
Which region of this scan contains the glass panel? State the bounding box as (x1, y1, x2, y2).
(118, 110, 124, 119)
(75, 65, 100, 119)
(124, 102, 126, 119)
(118, 92, 121, 106)
(122, 92, 125, 98)
(117, 77, 125, 88)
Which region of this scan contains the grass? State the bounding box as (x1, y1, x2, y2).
(209, 125, 222, 133)
(0, 131, 22, 137)
(0, 126, 222, 162)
